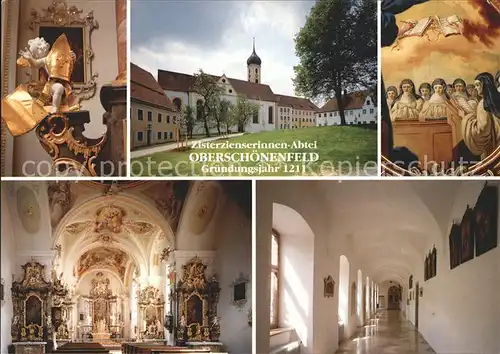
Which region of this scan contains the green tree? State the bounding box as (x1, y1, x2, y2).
(182, 105, 196, 139)
(353, 0, 377, 103)
(293, 0, 376, 125)
(192, 69, 223, 137)
(219, 99, 234, 137)
(232, 96, 259, 133)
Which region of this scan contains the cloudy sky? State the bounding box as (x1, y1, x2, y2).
(131, 0, 315, 96)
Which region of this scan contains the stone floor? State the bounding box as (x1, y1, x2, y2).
(336, 310, 436, 354)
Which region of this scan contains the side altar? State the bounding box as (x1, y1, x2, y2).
(9, 261, 73, 354)
(175, 257, 223, 351)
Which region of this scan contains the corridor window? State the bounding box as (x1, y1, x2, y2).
(270, 231, 280, 328)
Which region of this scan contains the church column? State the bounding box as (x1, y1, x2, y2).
(255, 182, 272, 354)
(1, 0, 20, 176)
(115, 0, 127, 83)
(164, 261, 175, 345)
(121, 294, 128, 338)
(98, 0, 127, 176)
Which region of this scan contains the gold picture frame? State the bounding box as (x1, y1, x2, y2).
(324, 275, 335, 298)
(29, 0, 99, 102)
(230, 273, 249, 310)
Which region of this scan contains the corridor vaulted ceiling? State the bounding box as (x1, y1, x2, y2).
(272, 180, 466, 285)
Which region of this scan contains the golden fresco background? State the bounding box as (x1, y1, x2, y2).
(382, 0, 500, 88)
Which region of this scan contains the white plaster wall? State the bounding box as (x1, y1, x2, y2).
(273, 204, 315, 353)
(1, 187, 17, 354)
(176, 182, 223, 251)
(256, 181, 335, 354)
(416, 181, 500, 354)
(245, 101, 276, 133)
(165, 90, 189, 108)
(10, 183, 52, 257)
(14, 0, 118, 176)
(178, 91, 276, 135)
(215, 197, 252, 354)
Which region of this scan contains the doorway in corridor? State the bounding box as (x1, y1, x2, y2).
(415, 282, 419, 328)
(387, 285, 401, 310)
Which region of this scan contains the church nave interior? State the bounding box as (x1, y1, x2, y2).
(1, 180, 251, 354)
(256, 180, 500, 354)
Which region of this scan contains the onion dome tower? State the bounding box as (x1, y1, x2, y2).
(247, 38, 261, 84)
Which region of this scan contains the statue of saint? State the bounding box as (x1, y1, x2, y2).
(1, 35, 80, 137)
(390, 79, 424, 121)
(98, 318, 106, 332)
(462, 72, 500, 159)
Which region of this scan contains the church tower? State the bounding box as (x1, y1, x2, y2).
(247, 38, 262, 84)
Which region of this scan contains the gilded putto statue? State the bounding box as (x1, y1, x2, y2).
(2, 34, 80, 137)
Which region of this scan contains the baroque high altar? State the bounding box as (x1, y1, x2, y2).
(77, 272, 125, 342)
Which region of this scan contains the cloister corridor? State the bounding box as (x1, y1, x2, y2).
(336, 310, 435, 354)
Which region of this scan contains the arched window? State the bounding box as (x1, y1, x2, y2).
(196, 100, 203, 120)
(255, 68, 258, 74)
(253, 110, 259, 124)
(173, 98, 182, 111)
(270, 231, 280, 328)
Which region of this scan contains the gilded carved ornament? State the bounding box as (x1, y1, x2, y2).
(29, 0, 99, 102)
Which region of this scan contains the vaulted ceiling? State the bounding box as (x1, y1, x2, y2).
(272, 180, 466, 285)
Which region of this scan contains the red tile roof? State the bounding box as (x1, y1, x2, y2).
(318, 91, 372, 113)
(131, 63, 176, 111)
(157, 70, 277, 102)
(275, 94, 318, 111)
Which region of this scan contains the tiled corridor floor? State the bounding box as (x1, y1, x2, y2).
(336, 310, 436, 354)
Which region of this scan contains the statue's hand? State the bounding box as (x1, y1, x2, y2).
(19, 48, 32, 60)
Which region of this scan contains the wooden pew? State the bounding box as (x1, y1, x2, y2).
(121, 343, 211, 354)
(54, 342, 110, 353)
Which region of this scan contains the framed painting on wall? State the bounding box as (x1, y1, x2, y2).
(460, 206, 475, 264)
(29, 0, 99, 102)
(324, 275, 335, 298)
(449, 223, 461, 269)
(474, 185, 498, 257)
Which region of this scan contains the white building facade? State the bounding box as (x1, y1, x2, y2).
(316, 92, 376, 126)
(158, 42, 277, 134)
(275, 95, 318, 129)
